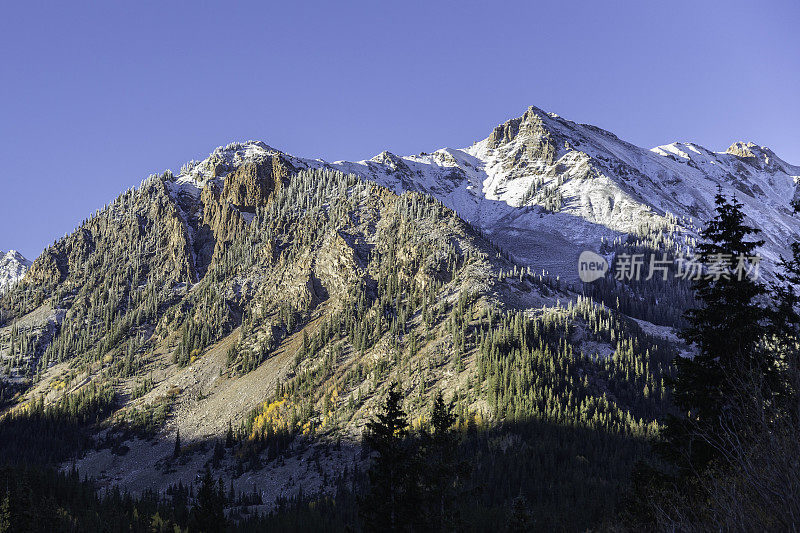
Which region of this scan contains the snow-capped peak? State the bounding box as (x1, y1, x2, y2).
(0, 249, 31, 293)
(323, 106, 800, 279)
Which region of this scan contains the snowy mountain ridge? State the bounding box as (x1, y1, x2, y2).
(171, 106, 800, 281)
(0, 250, 31, 292)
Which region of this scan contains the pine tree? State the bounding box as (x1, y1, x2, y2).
(188, 469, 226, 533)
(769, 200, 800, 418)
(626, 195, 800, 533)
(421, 390, 462, 531)
(507, 494, 533, 532)
(360, 381, 419, 532)
(664, 191, 774, 472)
(225, 420, 234, 448)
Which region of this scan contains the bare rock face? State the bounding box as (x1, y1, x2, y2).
(222, 161, 275, 211)
(726, 141, 761, 159)
(486, 106, 559, 166)
(201, 182, 245, 242)
(221, 155, 296, 212)
(314, 232, 363, 300)
(726, 141, 783, 173)
(372, 151, 411, 176)
(25, 250, 66, 287)
(203, 155, 231, 177)
(193, 154, 299, 277)
(144, 181, 197, 283)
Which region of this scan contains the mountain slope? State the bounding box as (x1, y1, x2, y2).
(0, 147, 677, 528)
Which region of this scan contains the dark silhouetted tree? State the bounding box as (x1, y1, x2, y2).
(360, 381, 419, 532)
(189, 469, 226, 533)
(664, 191, 773, 473)
(421, 390, 462, 530)
(507, 494, 533, 532)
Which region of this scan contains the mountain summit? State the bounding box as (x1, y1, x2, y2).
(0, 249, 31, 292)
(344, 106, 800, 276)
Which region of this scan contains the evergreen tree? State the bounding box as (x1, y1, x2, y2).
(421, 390, 462, 531)
(188, 469, 226, 533)
(769, 200, 800, 418)
(225, 420, 234, 448)
(627, 197, 800, 531)
(360, 381, 419, 532)
(662, 191, 772, 473)
(506, 494, 533, 532)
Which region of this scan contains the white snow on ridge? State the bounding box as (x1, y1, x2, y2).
(0, 250, 32, 293)
(165, 107, 800, 282)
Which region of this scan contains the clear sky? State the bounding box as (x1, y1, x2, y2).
(1, 0, 798, 259)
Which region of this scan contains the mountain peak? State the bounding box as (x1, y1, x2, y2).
(1, 249, 30, 266)
(726, 141, 769, 158)
(485, 105, 560, 150)
(724, 141, 795, 173)
(370, 150, 411, 173)
(0, 249, 31, 292)
(211, 140, 277, 157)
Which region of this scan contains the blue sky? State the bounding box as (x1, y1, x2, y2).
(1, 0, 798, 259)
